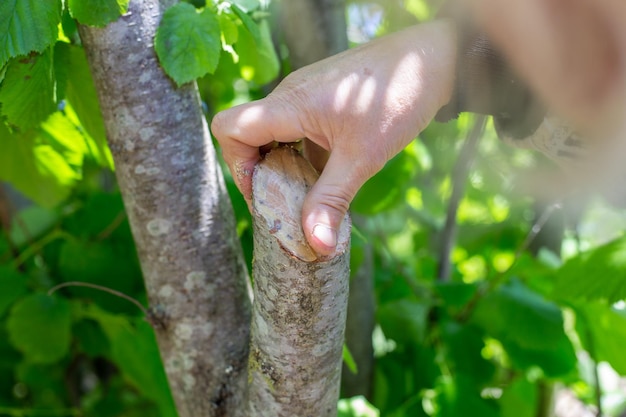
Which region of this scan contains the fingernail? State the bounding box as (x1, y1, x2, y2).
(312, 224, 337, 249)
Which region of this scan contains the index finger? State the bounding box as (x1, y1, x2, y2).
(210, 97, 306, 200)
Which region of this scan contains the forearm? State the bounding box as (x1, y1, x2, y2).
(435, 2, 546, 139)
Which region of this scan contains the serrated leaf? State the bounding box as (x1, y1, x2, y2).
(155, 3, 221, 86)
(0, 0, 62, 68)
(553, 236, 626, 303)
(0, 49, 56, 131)
(0, 266, 29, 317)
(7, 293, 71, 364)
(352, 150, 417, 215)
(232, 6, 278, 84)
(0, 111, 87, 207)
(68, 0, 129, 27)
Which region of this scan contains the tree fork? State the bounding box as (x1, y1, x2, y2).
(248, 147, 351, 416)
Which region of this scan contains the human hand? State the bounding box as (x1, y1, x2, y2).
(211, 20, 456, 256)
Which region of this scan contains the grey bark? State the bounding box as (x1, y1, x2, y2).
(78, 1, 251, 416)
(248, 147, 351, 416)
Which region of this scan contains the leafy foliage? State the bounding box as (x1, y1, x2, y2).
(7, 294, 72, 364)
(0, 49, 57, 131)
(0, 0, 61, 68)
(553, 236, 626, 303)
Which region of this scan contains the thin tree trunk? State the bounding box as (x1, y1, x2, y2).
(78, 1, 251, 416)
(248, 147, 351, 416)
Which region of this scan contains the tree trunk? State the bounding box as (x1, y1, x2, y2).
(248, 147, 351, 416)
(78, 1, 251, 416)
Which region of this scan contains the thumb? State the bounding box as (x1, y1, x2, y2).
(302, 151, 372, 256)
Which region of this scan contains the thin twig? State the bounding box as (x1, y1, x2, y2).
(437, 116, 486, 282)
(47, 281, 149, 316)
(11, 229, 73, 270)
(456, 201, 562, 321)
(95, 211, 126, 241)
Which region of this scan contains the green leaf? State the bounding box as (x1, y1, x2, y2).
(441, 321, 495, 385)
(68, 0, 129, 27)
(0, 112, 85, 207)
(218, 12, 239, 46)
(73, 319, 111, 358)
(155, 2, 221, 86)
(553, 236, 626, 303)
(499, 378, 537, 417)
(435, 375, 499, 417)
(9, 206, 58, 246)
(377, 299, 430, 345)
(471, 280, 577, 377)
(58, 240, 141, 314)
(576, 303, 626, 375)
(338, 396, 380, 417)
(343, 344, 358, 374)
(65, 45, 112, 168)
(0, 49, 56, 131)
(472, 280, 566, 350)
(0, 266, 29, 317)
(0, 0, 62, 68)
(352, 150, 417, 215)
(77, 303, 177, 416)
(7, 293, 71, 364)
(232, 6, 279, 85)
(231, 0, 260, 13)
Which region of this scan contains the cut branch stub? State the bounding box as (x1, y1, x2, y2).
(248, 146, 351, 416)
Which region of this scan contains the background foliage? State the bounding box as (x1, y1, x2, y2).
(2, 0, 626, 416)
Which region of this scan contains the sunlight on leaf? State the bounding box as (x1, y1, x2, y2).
(155, 2, 221, 86)
(0, 0, 61, 68)
(0, 49, 56, 131)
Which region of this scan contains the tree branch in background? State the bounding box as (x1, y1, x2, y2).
(78, 1, 251, 415)
(248, 147, 351, 416)
(437, 115, 486, 282)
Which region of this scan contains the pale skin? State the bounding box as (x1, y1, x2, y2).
(211, 0, 626, 256)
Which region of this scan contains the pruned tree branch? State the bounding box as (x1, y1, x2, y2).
(248, 147, 351, 416)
